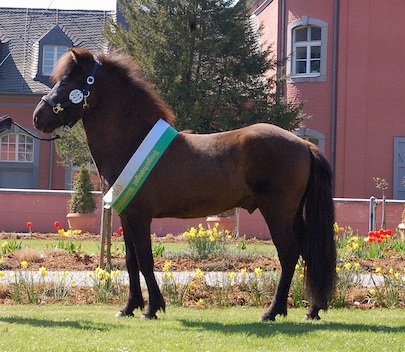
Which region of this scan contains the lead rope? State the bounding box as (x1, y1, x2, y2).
(10, 119, 68, 141)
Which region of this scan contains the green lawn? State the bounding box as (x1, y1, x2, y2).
(0, 305, 404, 351)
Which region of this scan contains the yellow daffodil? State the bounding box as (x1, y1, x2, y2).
(375, 267, 382, 274)
(369, 289, 376, 296)
(354, 263, 361, 271)
(0, 257, 5, 264)
(336, 267, 341, 273)
(228, 272, 236, 280)
(164, 272, 173, 279)
(195, 268, 204, 278)
(0, 271, 4, 277)
(163, 261, 172, 272)
(240, 268, 247, 275)
(254, 267, 263, 276)
(39, 266, 47, 276)
(1, 241, 8, 249)
(344, 263, 352, 271)
(111, 269, 121, 277)
(20, 261, 28, 269)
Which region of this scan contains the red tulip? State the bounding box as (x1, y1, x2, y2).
(113, 232, 118, 237)
(54, 221, 60, 229)
(119, 227, 124, 235)
(27, 222, 32, 228)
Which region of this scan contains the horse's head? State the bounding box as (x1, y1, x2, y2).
(33, 48, 99, 134)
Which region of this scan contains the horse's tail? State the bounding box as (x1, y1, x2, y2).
(302, 144, 336, 309)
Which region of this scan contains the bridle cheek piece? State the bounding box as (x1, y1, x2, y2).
(41, 61, 100, 116)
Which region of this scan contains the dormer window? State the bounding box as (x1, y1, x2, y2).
(34, 26, 72, 83)
(42, 45, 68, 76)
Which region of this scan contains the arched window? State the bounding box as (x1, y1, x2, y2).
(287, 17, 328, 82)
(294, 127, 325, 151)
(0, 133, 34, 162)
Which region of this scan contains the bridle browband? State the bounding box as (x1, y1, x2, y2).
(41, 60, 100, 121)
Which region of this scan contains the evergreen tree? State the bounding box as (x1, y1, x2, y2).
(69, 164, 96, 214)
(105, 0, 306, 133)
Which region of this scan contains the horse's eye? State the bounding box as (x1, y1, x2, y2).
(60, 76, 69, 85)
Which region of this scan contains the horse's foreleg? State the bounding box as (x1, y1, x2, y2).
(260, 222, 299, 322)
(116, 223, 144, 317)
(131, 221, 165, 319)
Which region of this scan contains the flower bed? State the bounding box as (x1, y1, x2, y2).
(0, 224, 404, 309)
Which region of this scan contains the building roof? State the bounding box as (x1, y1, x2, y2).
(0, 7, 115, 94)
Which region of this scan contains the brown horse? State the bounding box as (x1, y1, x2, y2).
(33, 48, 336, 321)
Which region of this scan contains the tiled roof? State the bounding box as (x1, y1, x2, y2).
(0, 7, 115, 94)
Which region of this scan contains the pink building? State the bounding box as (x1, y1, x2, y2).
(250, 0, 405, 199)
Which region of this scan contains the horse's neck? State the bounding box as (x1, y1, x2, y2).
(83, 115, 155, 186)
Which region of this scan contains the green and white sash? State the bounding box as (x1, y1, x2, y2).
(102, 119, 178, 214)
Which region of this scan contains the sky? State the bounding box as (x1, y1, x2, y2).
(0, 0, 116, 10)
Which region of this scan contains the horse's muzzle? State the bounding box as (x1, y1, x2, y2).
(33, 101, 56, 134)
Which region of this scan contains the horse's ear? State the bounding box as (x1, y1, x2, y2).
(70, 49, 81, 64)
(70, 48, 92, 67)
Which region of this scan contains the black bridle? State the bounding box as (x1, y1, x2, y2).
(41, 60, 100, 121)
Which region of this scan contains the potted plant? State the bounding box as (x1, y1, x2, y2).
(66, 164, 98, 233)
(206, 208, 237, 233)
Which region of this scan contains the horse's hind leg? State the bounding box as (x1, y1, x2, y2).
(116, 221, 144, 317)
(260, 215, 300, 321)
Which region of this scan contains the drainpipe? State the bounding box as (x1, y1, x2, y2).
(331, 0, 339, 179)
(280, 0, 286, 80)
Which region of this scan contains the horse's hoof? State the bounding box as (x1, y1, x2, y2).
(141, 313, 158, 320)
(304, 313, 320, 320)
(115, 311, 134, 318)
(259, 314, 275, 322)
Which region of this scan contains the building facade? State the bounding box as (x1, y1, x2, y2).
(0, 8, 114, 190)
(251, 0, 405, 199)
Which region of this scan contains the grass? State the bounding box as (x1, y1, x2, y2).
(0, 305, 404, 351)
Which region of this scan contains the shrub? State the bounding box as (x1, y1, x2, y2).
(69, 164, 96, 214)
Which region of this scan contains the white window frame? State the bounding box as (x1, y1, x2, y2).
(0, 133, 34, 162)
(287, 17, 328, 83)
(292, 26, 321, 76)
(294, 127, 325, 152)
(42, 45, 68, 76)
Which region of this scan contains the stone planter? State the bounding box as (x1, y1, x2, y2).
(66, 213, 99, 234)
(206, 216, 236, 233)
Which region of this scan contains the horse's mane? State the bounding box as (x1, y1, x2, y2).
(96, 51, 176, 126)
